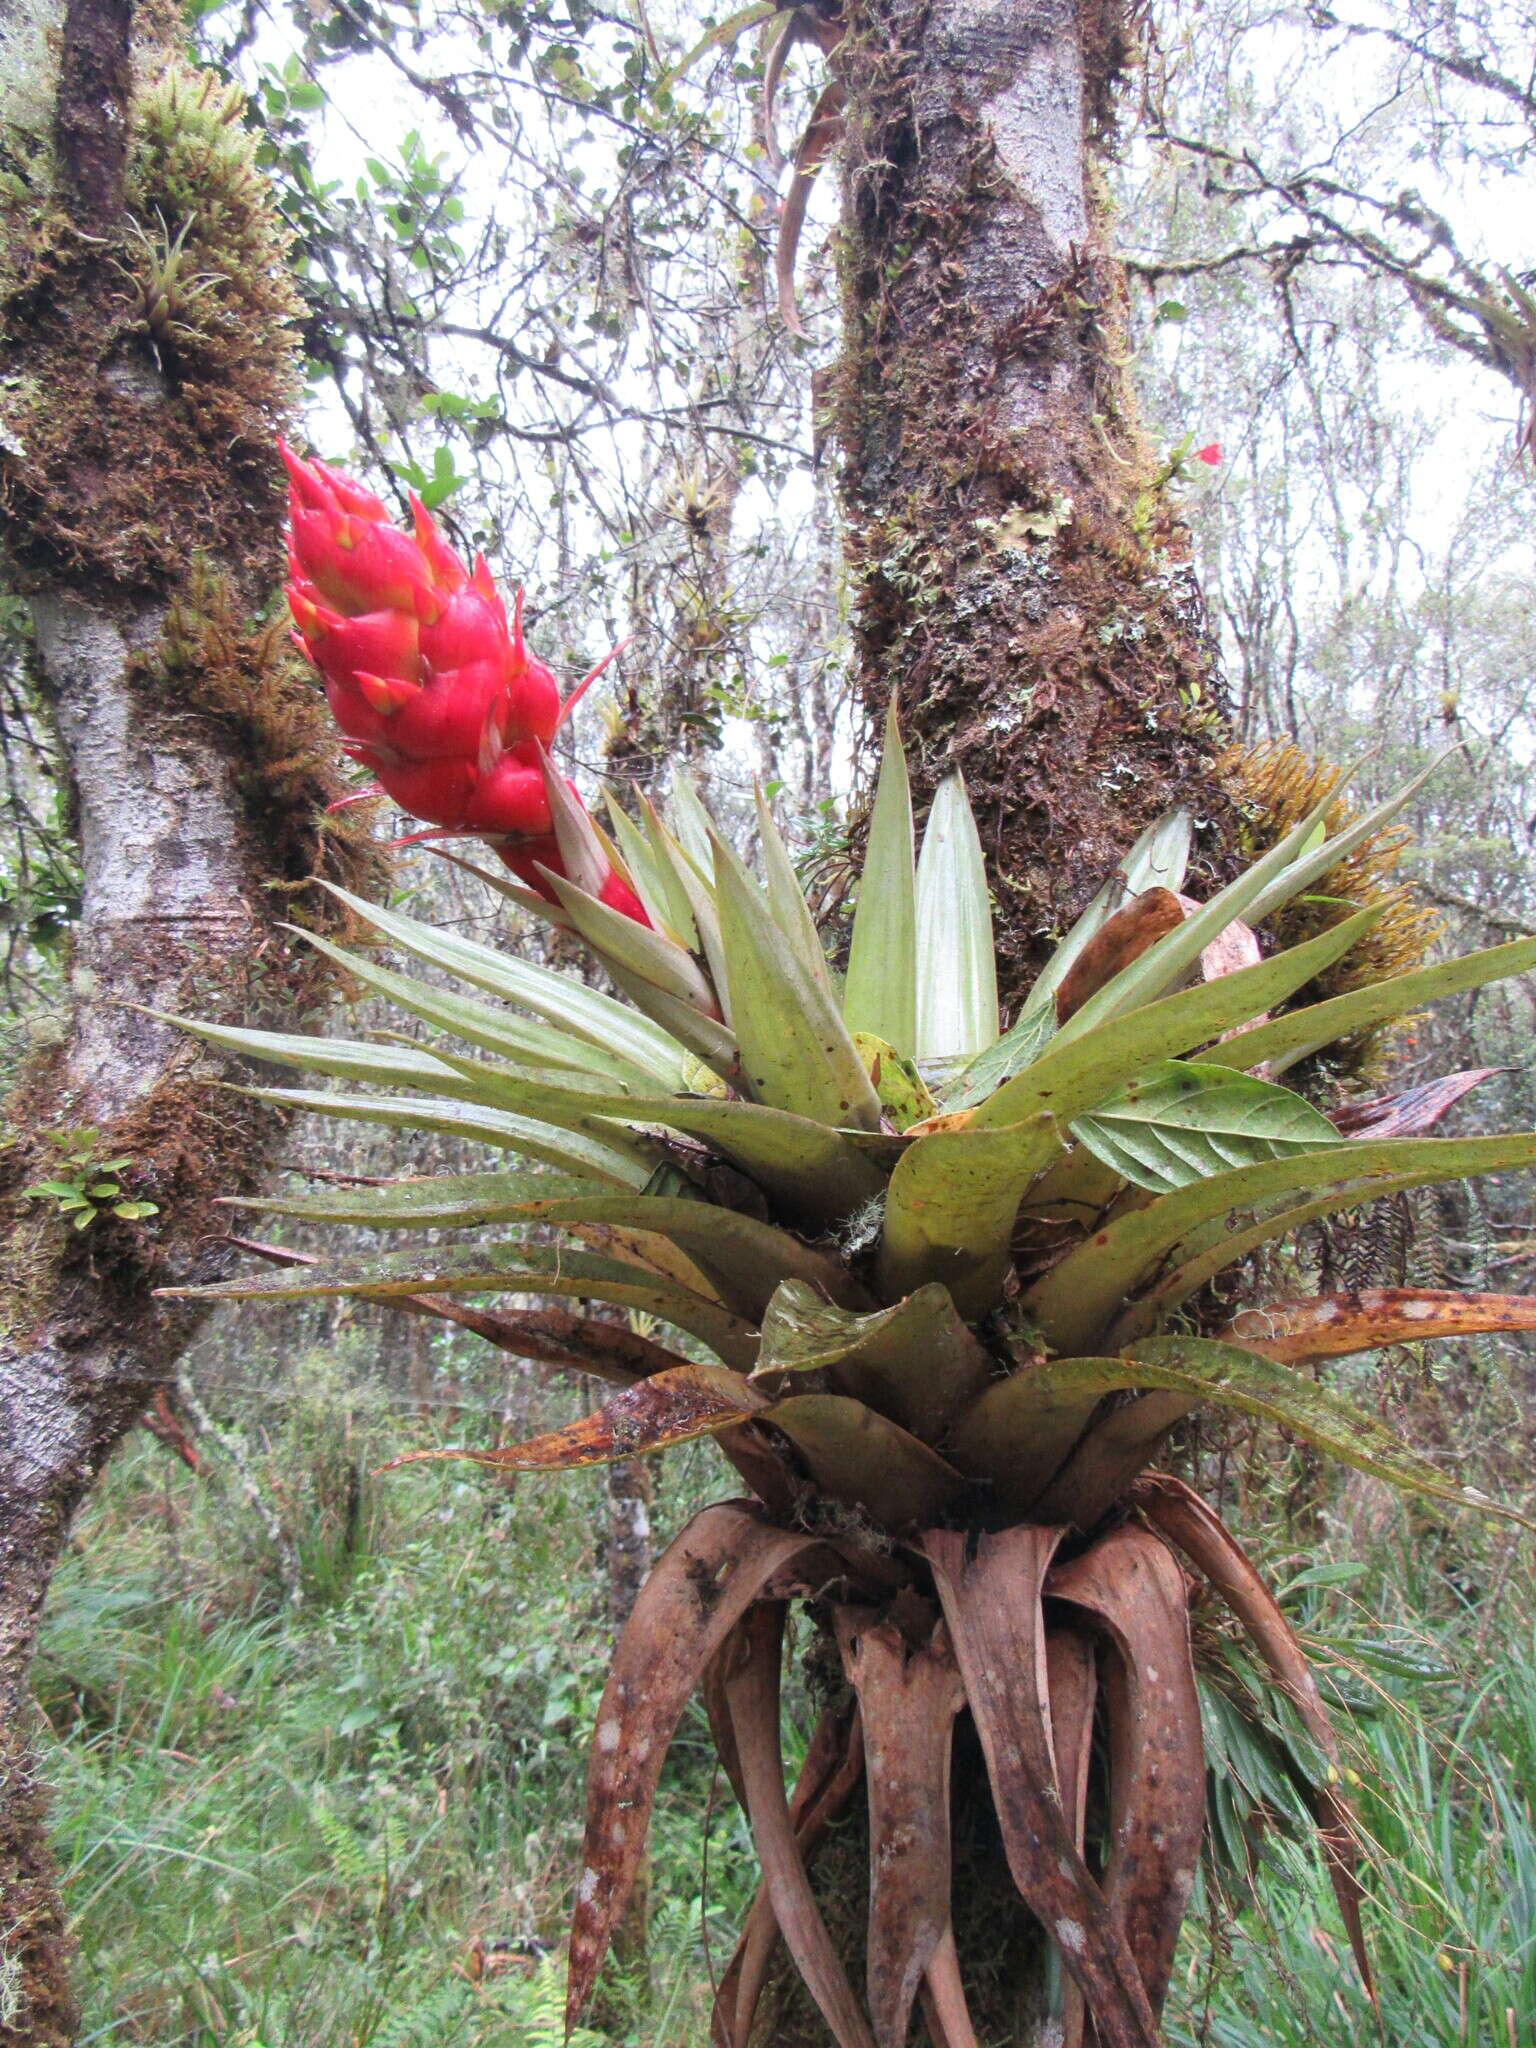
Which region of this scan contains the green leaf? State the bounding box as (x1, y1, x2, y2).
(1069, 1061, 1342, 1194)
(877, 909, 1383, 1314)
(753, 783, 834, 996)
(914, 773, 997, 1062)
(851, 1033, 936, 1128)
(543, 870, 725, 1034)
(752, 1279, 992, 1439)
(22, 1180, 83, 1200)
(604, 798, 698, 947)
(244, 1087, 655, 1188)
(761, 1394, 968, 1528)
(290, 925, 661, 1090)
(711, 830, 882, 1131)
(317, 882, 691, 1087)
(1025, 1129, 1536, 1355)
(1110, 1338, 1534, 1530)
(224, 1168, 599, 1229)
(160, 1241, 760, 1370)
(843, 708, 917, 1055)
(156, 1013, 527, 1105)
(1197, 933, 1536, 1077)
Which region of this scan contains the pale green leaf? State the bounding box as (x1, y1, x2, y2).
(1069, 1060, 1342, 1193)
(318, 882, 690, 1086)
(712, 831, 882, 1131)
(289, 926, 660, 1089)
(914, 773, 997, 1061)
(843, 707, 917, 1055)
(161, 1241, 759, 1369)
(753, 783, 834, 995)
(1197, 933, 1536, 1077)
(543, 870, 721, 1020)
(244, 1086, 655, 1187)
(605, 798, 697, 947)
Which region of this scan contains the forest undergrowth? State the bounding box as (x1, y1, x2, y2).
(29, 1327, 1536, 2048)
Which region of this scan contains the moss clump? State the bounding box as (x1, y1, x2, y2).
(1217, 740, 1440, 1081)
(123, 58, 302, 433)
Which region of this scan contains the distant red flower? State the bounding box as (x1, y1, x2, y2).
(1194, 443, 1222, 466)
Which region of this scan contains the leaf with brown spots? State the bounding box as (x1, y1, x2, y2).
(710, 1702, 866, 2048)
(834, 1610, 968, 2048)
(1044, 1627, 1098, 2048)
(1131, 1475, 1376, 2005)
(722, 1602, 876, 2048)
(922, 1527, 1163, 2048)
(382, 1362, 764, 1473)
(566, 1504, 841, 2029)
(1218, 1287, 1536, 1365)
(1048, 1526, 1205, 2022)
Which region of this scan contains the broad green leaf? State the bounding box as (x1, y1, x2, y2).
(1197, 934, 1536, 1077)
(914, 773, 998, 1062)
(878, 909, 1382, 1313)
(712, 831, 882, 1131)
(761, 1394, 968, 1528)
(318, 882, 691, 1086)
(753, 1278, 992, 1439)
(753, 783, 834, 995)
(938, 811, 1192, 1113)
(1025, 1130, 1536, 1355)
(1069, 1060, 1342, 1194)
(843, 709, 917, 1055)
(289, 926, 660, 1090)
(244, 1086, 656, 1187)
(161, 1241, 760, 1369)
(948, 1355, 1129, 1515)
(598, 963, 738, 1073)
(158, 1015, 486, 1101)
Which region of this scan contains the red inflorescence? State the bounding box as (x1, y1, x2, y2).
(282, 443, 648, 923)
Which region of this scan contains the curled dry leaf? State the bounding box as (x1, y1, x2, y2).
(1329, 1066, 1503, 1137)
(1130, 1474, 1376, 2004)
(1218, 1286, 1536, 1365)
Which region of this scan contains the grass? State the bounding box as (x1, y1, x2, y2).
(28, 1337, 1536, 2045)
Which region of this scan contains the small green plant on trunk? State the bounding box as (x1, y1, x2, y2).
(164, 451, 1536, 2047)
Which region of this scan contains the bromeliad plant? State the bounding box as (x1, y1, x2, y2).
(164, 459, 1536, 2048)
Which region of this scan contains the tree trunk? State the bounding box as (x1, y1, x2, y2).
(836, 0, 1239, 1005)
(0, 7, 383, 2036)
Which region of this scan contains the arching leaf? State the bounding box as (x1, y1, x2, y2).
(754, 1280, 992, 1440)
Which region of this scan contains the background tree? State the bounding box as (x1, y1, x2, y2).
(0, 8, 383, 2038)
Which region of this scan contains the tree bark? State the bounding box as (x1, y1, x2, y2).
(836, 0, 1239, 1005)
(0, 7, 384, 2037)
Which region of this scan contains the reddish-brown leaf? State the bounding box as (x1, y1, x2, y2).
(1131, 1475, 1376, 2004)
(723, 1602, 876, 2048)
(918, 1927, 979, 2048)
(1217, 1287, 1536, 1365)
(1045, 1626, 1099, 2048)
(384, 1362, 763, 1473)
(566, 1504, 836, 2028)
(834, 1610, 968, 2048)
(922, 1527, 1163, 2048)
(711, 1703, 866, 2048)
(1330, 1067, 1502, 1138)
(1049, 1527, 1205, 2023)
(1055, 890, 1189, 1025)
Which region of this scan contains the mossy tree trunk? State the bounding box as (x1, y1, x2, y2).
(836, 0, 1238, 1009)
(0, 7, 382, 2039)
